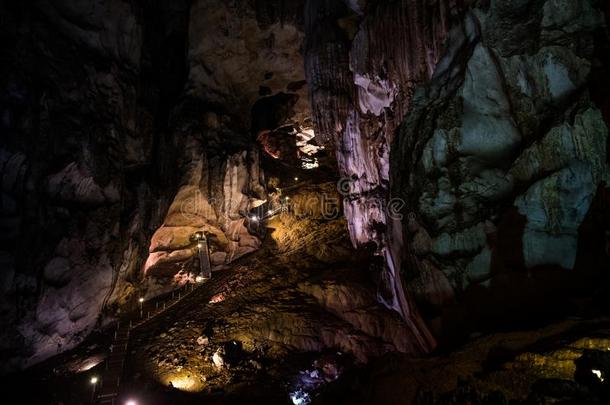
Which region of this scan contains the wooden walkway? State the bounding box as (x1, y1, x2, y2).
(95, 282, 200, 404)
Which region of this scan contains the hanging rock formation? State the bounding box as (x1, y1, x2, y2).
(305, 0, 609, 344)
(305, 0, 462, 354)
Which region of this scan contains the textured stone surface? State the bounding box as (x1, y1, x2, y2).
(2, 0, 609, 379)
(305, 0, 463, 353)
(187, 0, 310, 127)
(0, 0, 189, 371)
(0, 0, 315, 372)
(316, 319, 610, 405)
(392, 0, 610, 333)
(144, 137, 266, 277)
(134, 206, 419, 394)
(305, 0, 609, 341)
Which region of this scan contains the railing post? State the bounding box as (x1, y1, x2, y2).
(198, 236, 212, 279)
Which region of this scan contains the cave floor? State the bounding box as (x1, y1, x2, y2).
(6, 301, 610, 405)
(116, 211, 379, 404)
(3, 207, 610, 405)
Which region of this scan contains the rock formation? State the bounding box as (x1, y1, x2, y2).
(304, 0, 462, 353)
(0, 0, 191, 370)
(305, 0, 609, 346)
(393, 0, 610, 336)
(1, 0, 609, 384)
(143, 116, 266, 278)
(0, 0, 313, 373)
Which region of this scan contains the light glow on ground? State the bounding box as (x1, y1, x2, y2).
(162, 371, 205, 392)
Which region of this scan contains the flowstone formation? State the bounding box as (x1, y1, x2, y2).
(305, 0, 609, 342)
(304, 0, 461, 355)
(0, 0, 310, 372)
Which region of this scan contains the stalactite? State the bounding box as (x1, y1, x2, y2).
(305, 0, 462, 354)
(304, 0, 354, 145)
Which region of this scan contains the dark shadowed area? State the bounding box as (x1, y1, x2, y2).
(0, 1, 609, 404)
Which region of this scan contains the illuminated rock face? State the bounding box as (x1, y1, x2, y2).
(143, 0, 315, 279)
(306, 0, 609, 340)
(305, 0, 459, 353)
(0, 0, 302, 372)
(2, 0, 608, 377)
(394, 0, 609, 331)
(144, 134, 266, 277)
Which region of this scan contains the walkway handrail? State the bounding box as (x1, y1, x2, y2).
(96, 282, 202, 404)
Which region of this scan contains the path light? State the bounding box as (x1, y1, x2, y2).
(125, 400, 137, 405)
(592, 369, 605, 382)
(193, 230, 211, 280)
(90, 376, 98, 404)
(139, 297, 144, 318)
(294, 177, 299, 181)
(290, 389, 310, 405)
(195, 275, 204, 283)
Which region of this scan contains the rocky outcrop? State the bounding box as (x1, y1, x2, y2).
(305, 0, 609, 343)
(140, 0, 329, 283)
(305, 0, 462, 354)
(0, 0, 191, 371)
(393, 0, 610, 332)
(143, 126, 266, 279)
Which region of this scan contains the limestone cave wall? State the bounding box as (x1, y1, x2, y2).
(304, 0, 610, 346)
(1, 0, 609, 376)
(0, 0, 305, 372)
(394, 0, 610, 338)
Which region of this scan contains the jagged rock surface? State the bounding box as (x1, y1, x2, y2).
(305, 0, 609, 342)
(305, 0, 462, 353)
(393, 1, 610, 332)
(0, 0, 193, 371)
(0, 0, 313, 372)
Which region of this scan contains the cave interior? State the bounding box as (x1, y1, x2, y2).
(1, 0, 610, 404)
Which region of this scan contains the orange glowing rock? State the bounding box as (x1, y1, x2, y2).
(209, 293, 225, 304)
